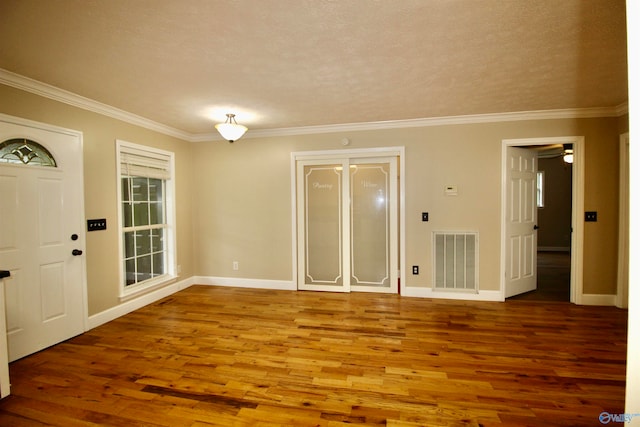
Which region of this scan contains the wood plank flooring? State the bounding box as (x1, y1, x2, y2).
(508, 252, 571, 302)
(0, 286, 628, 426)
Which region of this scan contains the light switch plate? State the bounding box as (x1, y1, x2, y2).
(87, 218, 107, 231)
(585, 211, 598, 222)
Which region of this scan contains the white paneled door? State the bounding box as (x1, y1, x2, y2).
(505, 147, 538, 298)
(297, 156, 398, 293)
(0, 116, 86, 362)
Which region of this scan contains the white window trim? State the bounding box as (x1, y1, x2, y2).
(536, 170, 545, 208)
(116, 139, 177, 300)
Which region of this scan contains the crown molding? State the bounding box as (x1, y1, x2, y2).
(0, 68, 192, 141)
(1, 68, 629, 143)
(232, 105, 627, 140)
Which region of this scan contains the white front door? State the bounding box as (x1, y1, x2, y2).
(505, 146, 538, 298)
(296, 156, 398, 293)
(0, 116, 86, 362)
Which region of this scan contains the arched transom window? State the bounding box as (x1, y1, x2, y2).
(0, 138, 57, 167)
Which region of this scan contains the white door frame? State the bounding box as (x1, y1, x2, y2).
(0, 113, 88, 330)
(0, 277, 9, 398)
(501, 137, 585, 303)
(291, 146, 405, 294)
(617, 132, 630, 308)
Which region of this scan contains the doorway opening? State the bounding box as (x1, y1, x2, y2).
(501, 137, 585, 304)
(510, 144, 573, 302)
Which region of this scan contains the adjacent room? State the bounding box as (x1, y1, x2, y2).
(0, 0, 637, 425)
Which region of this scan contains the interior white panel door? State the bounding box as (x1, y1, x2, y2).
(0, 117, 86, 362)
(505, 147, 538, 298)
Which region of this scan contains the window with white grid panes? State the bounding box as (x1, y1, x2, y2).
(536, 171, 545, 208)
(116, 140, 175, 295)
(121, 176, 167, 286)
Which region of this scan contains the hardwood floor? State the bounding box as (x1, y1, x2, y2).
(0, 286, 628, 426)
(509, 252, 571, 302)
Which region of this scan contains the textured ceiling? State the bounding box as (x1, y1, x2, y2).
(0, 0, 628, 135)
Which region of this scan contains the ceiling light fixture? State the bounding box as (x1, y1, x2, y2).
(562, 143, 574, 164)
(215, 113, 248, 143)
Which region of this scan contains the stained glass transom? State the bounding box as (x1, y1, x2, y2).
(0, 138, 57, 167)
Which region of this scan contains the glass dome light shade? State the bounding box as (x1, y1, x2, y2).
(215, 114, 248, 142)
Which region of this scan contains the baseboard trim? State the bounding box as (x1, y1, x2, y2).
(198, 277, 501, 300)
(402, 286, 504, 302)
(581, 293, 617, 306)
(87, 277, 613, 331)
(87, 276, 194, 330)
(193, 276, 296, 291)
(538, 247, 571, 252)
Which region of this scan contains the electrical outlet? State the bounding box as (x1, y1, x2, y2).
(233, 261, 239, 271)
(585, 211, 598, 222)
(412, 265, 419, 275)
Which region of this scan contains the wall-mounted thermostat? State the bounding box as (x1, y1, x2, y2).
(444, 185, 458, 196)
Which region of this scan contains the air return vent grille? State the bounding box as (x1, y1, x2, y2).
(433, 232, 478, 292)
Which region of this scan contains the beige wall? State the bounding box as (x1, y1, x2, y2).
(538, 157, 572, 249)
(0, 84, 194, 315)
(193, 117, 624, 295)
(0, 83, 627, 317)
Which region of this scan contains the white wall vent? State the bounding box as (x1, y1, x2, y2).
(433, 232, 479, 292)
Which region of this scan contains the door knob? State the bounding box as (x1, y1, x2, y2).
(72, 249, 83, 256)
(533, 225, 539, 230)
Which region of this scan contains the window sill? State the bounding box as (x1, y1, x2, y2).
(119, 274, 177, 302)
